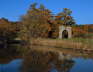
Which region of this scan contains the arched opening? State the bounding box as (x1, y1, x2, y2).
(48, 31, 53, 38)
(62, 30, 68, 38)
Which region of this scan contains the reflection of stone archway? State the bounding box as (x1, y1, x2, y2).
(62, 30, 68, 38)
(59, 26, 72, 39)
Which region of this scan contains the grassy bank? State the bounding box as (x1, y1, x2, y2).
(32, 38, 93, 50)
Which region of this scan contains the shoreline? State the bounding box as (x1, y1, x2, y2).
(32, 38, 93, 52)
(1, 38, 93, 63)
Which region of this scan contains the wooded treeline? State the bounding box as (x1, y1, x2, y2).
(0, 3, 93, 58)
(0, 3, 75, 57)
(0, 3, 93, 41)
(20, 3, 75, 39)
(0, 18, 21, 58)
(0, 18, 20, 46)
(72, 24, 93, 38)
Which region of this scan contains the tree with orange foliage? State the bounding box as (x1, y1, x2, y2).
(57, 8, 76, 26)
(21, 3, 52, 39)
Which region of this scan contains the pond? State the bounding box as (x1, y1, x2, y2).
(71, 58, 93, 72)
(0, 56, 93, 72)
(0, 59, 23, 72)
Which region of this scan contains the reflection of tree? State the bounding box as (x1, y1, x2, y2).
(60, 59, 74, 72)
(22, 50, 75, 72)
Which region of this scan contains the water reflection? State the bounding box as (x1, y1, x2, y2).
(0, 59, 23, 72)
(22, 50, 75, 72)
(71, 58, 93, 72)
(0, 50, 93, 72)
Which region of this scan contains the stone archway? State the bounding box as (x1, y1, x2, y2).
(62, 30, 68, 38)
(59, 26, 72, 39)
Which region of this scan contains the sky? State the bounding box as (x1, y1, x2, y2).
(0, 0, 93, 24)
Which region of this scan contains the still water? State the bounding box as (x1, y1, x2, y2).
(0, 57, 93, 72)
(0, 59, 23, 72)
(71, 58, 93, 72)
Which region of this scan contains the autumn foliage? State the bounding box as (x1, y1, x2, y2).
(72, 24, 93, 38)
(0, 3, 93, 40)
(20, 3, 76, 40)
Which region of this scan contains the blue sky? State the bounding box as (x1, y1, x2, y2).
(0, 0, 93, 24)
